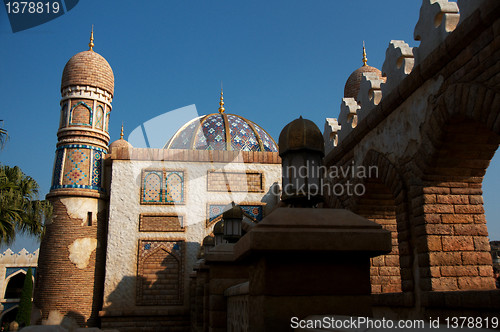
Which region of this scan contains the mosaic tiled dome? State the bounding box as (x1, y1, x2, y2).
(165, 113, 278, 152)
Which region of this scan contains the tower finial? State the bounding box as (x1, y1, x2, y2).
(120, 122, 124, 139)
(218, 82, 225, 113)
(89, 25, 94, 51)
(362, 41, 367, 66)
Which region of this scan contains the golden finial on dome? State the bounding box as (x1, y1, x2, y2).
(120, 122, 124, 139)
(362, 41, 368, 66)
(89, 25, 94, 51)
(218, 82, 225, 114)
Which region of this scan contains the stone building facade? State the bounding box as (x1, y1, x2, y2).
(32, 0, 500, 330)
(32, 32, 281, 330)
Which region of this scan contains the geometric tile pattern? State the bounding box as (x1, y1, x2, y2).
(207, 204, 264, 226)
(166, 113, 278, 152)
(62, 148, 90, 186)
(143, 171, 162, 202)
(91, 150, 102, 187)
(95, 105, 104, 129)
(227, 114, 260, 151)
(165, 171, 184, 203)
(51, 149, 64, 188)
(240, 205, 264, 222)
(50, 145, 106, 191)
(252, 121, 278, 152)
(167, 117, 200, 149)
(141, 170, 185, 204)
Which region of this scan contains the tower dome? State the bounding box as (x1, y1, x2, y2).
(61, 30, 114, 95)
(344, 43, 384, 100)
(165, 90, 278, 152)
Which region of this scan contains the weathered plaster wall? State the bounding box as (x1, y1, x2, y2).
(102, 159, 281, 311)
(352, 76, 444, 167)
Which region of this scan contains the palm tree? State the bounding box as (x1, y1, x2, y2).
(0, 165, 52, 244)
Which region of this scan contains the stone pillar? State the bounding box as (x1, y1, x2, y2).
(204, 244, 249, 332)
(233, 208, 392, 332)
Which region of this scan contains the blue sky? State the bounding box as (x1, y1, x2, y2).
(0, 0, 498, 252)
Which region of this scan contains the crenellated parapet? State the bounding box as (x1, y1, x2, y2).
(323, 0, 486, 153)
(381, 40, 414, 96)
(0, 248, 39, 265)
(323, 118, 341, 155)
(356, 72, 384, 122)
(337, 98, 360, 143)
(414, 0, 460, 66)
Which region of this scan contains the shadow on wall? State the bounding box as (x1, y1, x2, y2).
(103, 240, 202, 313)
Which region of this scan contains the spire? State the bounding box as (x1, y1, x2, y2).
(218, 82, 225, 114)
(362, 41, 367, 66)
(120, 122, 124, 139)
(89, 25, 94, 51)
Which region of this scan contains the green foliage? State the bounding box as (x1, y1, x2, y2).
(15, 268, 33, 327)
(0, 165, 52, 244)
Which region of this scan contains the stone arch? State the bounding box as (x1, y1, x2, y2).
(94, 105, 104, 130)
(411, 83, 500, 291)
(351, 150, 411, 294)
(70, 101, 92, 126)
(136, 246, 182, 305)
(59, 103, 68, 128)
(0, 305, 19, 326)
(4, 270, 27, 299)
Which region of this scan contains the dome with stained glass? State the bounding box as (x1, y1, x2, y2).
(164, 90, 278, 152)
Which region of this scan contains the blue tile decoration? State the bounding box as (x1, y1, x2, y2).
(57, 144, 106, 152)
(91, 150, 102, 187)
(240, 205, 264, 221)
(143, 171, 162, 202)
(252, 121, 278, 152)
(51, 184, 105, 192)
(5, 267, 36, 278)
(167, 117, 200, 149)
(95, 105, 104, 129)
(51, 149, 64, 188)
(165, 171, 184, 203)
(208, 204, 263, 226)
(227, 114, 260, 151)
(70, 101, 93, 126)
(63, 148, 89, 185)
(167, 113, 278, 152)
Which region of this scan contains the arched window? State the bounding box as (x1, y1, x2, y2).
(143, 172, 162, 202)
(59, 103, 68, 128)
(70, 101, 92, 126)
(166, 172, 184, 203)
(4, 272, 26, 299)
(95, 105, 104, 129)
(104, 112, 110, 132)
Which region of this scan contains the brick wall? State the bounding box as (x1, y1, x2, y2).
(207, 171, 263, 192)
(139, 214, 184, 232)
(33, 198, 107, 327)
(355, 179, 402, 293)
(136, 240, 184, 306)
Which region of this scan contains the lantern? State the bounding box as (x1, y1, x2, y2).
(222, 202, 243, 243)
(278, 116, 325, 207)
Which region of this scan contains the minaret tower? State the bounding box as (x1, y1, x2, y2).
(34, 29, 114, 327)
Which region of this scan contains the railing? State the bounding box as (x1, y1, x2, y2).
(225, 281, 249, 332)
